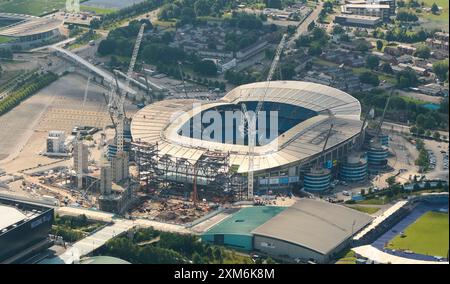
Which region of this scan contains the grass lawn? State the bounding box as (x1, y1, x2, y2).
(386, 211, 449, 257)
(418, 0, 449, 31)
(221, 250, 254, 264)
(335, 250, 356, 264)
(153, 20, 176, 28)
(399, 95, 427, 105)
(0, 0, 66, 16)
(348, 205, 380, 214)
(0, 36, 12, 44)
(80, 5, 117, 15)
(357, 197, 388, 205)
(352, 66, 397, 84)
(313, 58, 338, 67)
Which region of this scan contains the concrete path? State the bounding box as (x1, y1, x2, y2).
(352, 245, 448, 264)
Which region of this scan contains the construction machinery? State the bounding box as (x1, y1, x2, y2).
(178, 61, 190, 99)
(117, 23, 146, 153)
(101, 23, 146, 185)
(240, 34, 287, 199)
(374, 88, 394, 142)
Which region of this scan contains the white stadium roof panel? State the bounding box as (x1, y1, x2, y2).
(131, 81, 362, 173)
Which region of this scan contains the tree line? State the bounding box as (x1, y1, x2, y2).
(0, 72, 58, 116)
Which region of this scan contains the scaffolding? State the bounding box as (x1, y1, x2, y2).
(131, 142, 244, 200)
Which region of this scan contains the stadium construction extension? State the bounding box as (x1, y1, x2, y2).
(131, 81, 364, 197)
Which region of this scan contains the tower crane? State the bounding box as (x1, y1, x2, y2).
(314, 123, 334, 169)
(178, 61, 190, 99)
(241, 34, 287, 199)
(374, 88, 394, 142)
(108, 23, 146, 154)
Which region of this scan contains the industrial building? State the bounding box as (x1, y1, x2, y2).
(341, 3, 393, 22)
(252, 199, 373, 263)
(334, 14, 382, 28)
(202, 199, 373, 263)
(131, 81, 364, 196)
(345, 0, 396, 16)
(0, 197, 54, 264)
(46, 130, 67, 156)
(0, 13, 62, 48)
(201, 206, 286, 251)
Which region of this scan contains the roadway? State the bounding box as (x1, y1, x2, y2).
(49, 45, 137, 95)
(286, 1, 324, 49)
(382, 121, 449, 182)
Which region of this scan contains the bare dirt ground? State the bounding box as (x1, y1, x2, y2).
(0, 73, 137, 173)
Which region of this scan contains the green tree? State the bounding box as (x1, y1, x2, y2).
(332, 25, 345, 35)
(281, 64, 296, 80)
(433, 131, 441, 140)
(194, 0, 211, 16)
(414, 45, 431, 59)
(97, 39, 116, 55)
(192, 253, 203, 264)
(307, 21, 315, 31)
(396, 68, 418, 88)
(386, 176, 396, 187)
(431, 3, 439, 14)
(376, 40, 383, 51)
(308, 42, 322, 55)
(396, 11, 418, 22)
(296, 35, 311, 47)
(359, 71, 380, 86)
(432, 59, 449, 81)
(194, 60, 217, 76)
(213, 247, 223, 263)
(380, 62, 393, 74)
(366, 55, 380, 70)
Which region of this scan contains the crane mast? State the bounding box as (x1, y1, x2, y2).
(315, 123, 334, 169)
(241, 34, 287, 199)
(178, 61, 190, 99)
(113, 23, 146, 153)
(374, 89, 394, 141)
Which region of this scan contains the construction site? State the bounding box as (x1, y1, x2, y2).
(0, 21, 421, 227)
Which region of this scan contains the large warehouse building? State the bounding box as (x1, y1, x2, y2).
(131, 81, 364, 195)
(201, 206, 286, 250)
(0, 197, 54, 263)
(252, 199, 373, 263)
(202, 199, 373, 263)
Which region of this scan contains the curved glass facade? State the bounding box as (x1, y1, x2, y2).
(304, 169, 331, 192)
(340, 160, 368, 182)
(367, 146, 388, 167)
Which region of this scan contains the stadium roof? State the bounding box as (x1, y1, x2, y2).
(131, 81, 363, 173)
(0, 204, 26, 230)
(80, 256, 131, 264)
(251, 199, 373, 255)
(203, 206, 285, 237)
(0, 16, 62, 37)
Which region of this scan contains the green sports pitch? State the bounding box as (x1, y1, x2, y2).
(387, 211, 449, 257)
(0, 0, 115, 17)
(0, 0, 68, 16)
